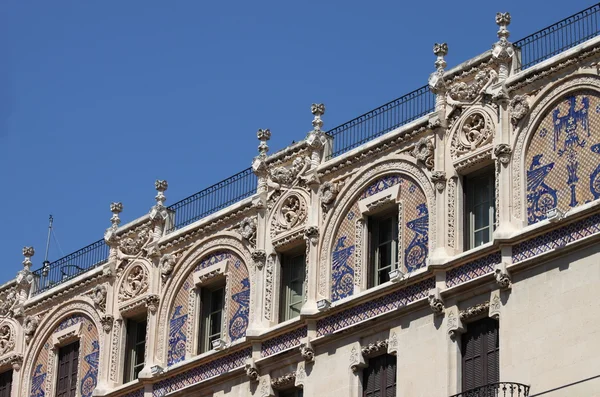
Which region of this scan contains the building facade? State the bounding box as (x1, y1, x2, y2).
(2, 5, 600, 397)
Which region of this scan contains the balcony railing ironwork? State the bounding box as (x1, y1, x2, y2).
(514, 2, 600, 70)
(449, 382, 530, 397)
(32, 239, 109, 296)
(326, 85, 435, 159)
(166, 167, 257, 232)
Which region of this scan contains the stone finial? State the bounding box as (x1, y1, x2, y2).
(492, 12, 514, 81)
(257, 129, 271, 158)
(429, 43, 448, 94)
(22, 247, 34, 271)
(110, 202, 123, 228)
(433, 43, 448, 72)
(496, 12, 511, 42)
(311, 103, 325, 132)
(155, 180, 168, 207)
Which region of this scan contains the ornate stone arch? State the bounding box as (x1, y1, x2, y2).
(20, 298, 102, 397)
(318, 155, 436, 299)
(512, 73, 600, 223)
(156, 232, 252, 364)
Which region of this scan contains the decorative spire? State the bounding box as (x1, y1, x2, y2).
(492, 12, 514, 81)
(311, 103, 325, 132)
(155, 180, 168, 207)
(257, 129, 271, 158)
(110, 202, 123, 228)
(428, 43, 448, 95)
(22, 247, 34, 271)
(496, 12, 511, 43)
(433, 43, 448, 73)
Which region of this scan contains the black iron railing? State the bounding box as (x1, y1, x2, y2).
(514, 3, 600, 70)
(326, 85, 435, 159)
(167, 167, 257, 232)
(32, 239, 109, 296)
(450, 382, 530, 397)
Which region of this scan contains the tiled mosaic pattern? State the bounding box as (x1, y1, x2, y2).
(445, 251, 502, 287)
(513, 212, 600, 262)
(331, 174, 428, 301)
(260, 326, 307, 358)
(122, 388, 145, 397)
(318, 277, 434, 336)
(153, 348, 251, 397)
(30, 314, 99, 397)
(167, 251, 250, 366)
(527, 92, 600, 224)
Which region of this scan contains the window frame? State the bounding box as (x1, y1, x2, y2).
(361, 353, 397, 397)
(463, 166, 496, 250)
(460, 317, 500, 391)
(279, 249, 307, 323)
(199, 283, 225, 354)
(368, 210, 399, 288)
(55, 340, 80, 397)
(0, 369, 12, 397)
(123, 315, 147, 383)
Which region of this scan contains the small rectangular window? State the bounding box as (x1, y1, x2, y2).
(56, 341, 79, 397)
(199, 285, 225, 353)
(124, 317, 146, 383)
(280, 251, 306, 322)
(461, 317, 499, 391)
(369, 212, 399, 288)
(464, 167, 495, 250)
(362, 354, 397, 397)
(0, 370, 12, 397)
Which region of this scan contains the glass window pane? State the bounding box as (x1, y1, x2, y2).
(379, 243, 392, 269)
(474, 204, 490, 230)
(474, 229, 488, 247)
(211, 288, 224, 312)
(379, 218, 392, 242)
(210, 312, 222, 335)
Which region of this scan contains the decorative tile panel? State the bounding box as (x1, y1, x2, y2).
(331, 174, 428, 301)
(122, 388, 145, 397)
(527, 92, 600, 224)
(80, 340, 99, 397)
(513, 213, 600, 262)
(153, 348, 251, 397)
(445, 251, 501, 287)
(318, 277, 434, 336)
(167, 251, 250, 366)
(260, 326, 307, 358)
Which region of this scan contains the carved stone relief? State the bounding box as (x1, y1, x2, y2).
(118, 264, 149, 302)
(451, 111, 494, 160)
(411, 137, 435, 170)
(0, 325, 14, 356)
(118, 226, 151, 256)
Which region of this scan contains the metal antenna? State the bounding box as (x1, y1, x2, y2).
(43, 215, 53, 275)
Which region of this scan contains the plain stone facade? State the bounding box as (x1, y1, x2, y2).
(1, 6, 600, 397)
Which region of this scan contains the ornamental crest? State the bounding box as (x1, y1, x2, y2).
(118, 264, 149, 302)
(451, 111, 494, 160)
(270, 193, 308, 237)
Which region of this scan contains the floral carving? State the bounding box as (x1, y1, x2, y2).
(494, 144, 512, 164)
(451, 111, 494, 159)
(100, 315, 114, 333)
(271, 194, 307, 236)
(319, 181, 338, 211)
(269, 157, 309, 190)
(92, 285, 107, 312)
(119, 265, 149, 302)
(430, 171, 447, 192)
(23, 315, 39, 344)
(361, 340, 388, 358)
(460, 302, 490, 321)
(119, 228, 150, 256)
(238, 217, 257, 245)
(0, 325, 14, 356)
(509, 95, 529, 126)
(271, 372, 296, 389)
(0, 287, 17, 317)
(411, 137, 434, 170)
(160, 254, 176, 282)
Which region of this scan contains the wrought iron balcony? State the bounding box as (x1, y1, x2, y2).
(450, 382, 530, 397)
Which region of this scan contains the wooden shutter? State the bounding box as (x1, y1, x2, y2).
(0, 370, 12, 397)
(363, 354, 397, 397)
(461, 317, 499, 391)
(56, 341, 80, 397)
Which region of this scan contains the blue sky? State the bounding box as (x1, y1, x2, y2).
(1, 0, 596, 283)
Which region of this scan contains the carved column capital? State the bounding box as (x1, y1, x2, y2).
(251, 250, 266, 270)
(430, 171, 447, 192)
(100, 314, 114, 333)
(494, 144, 512, 165)
(145, 294, 160, 314)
